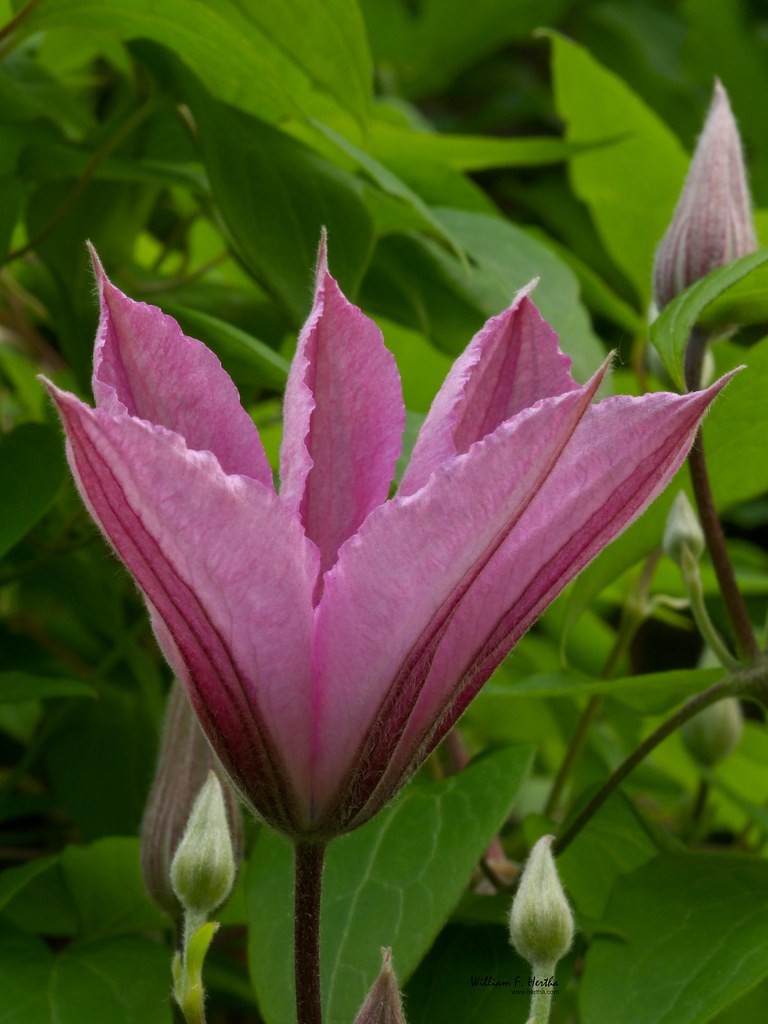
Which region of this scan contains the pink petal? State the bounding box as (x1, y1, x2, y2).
(311, 367, 606, 824)
(373, 377, 733, 809)
(314, 373, 731, 829)
(280, 238, 405, 578)
(400, 287, 579, 496)
(45, 382, 318, 832)
(90, 250, 273, 486)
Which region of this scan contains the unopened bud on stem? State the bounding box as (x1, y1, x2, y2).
(654, 79, 756, 310)
(682, 698, 744, 767)
(509, 835, 574, 968)
(171, 772, 236, 919)
(663, 492, 705, 565)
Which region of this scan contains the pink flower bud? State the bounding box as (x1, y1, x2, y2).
(654, 80, 757, 309)
(353, 948, 407, 1024)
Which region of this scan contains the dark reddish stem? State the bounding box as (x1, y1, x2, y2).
(294, 841, 326, 1024)
(684, 329, 759, 663)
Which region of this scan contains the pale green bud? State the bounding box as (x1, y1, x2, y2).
(654, 80, 756, 310)
(353, 948, 407, 1024)
(141, 682, 242, 921)
(663, 492, 705, 565)
(171, 772, 236, 917)
(682, 698, 744, 767)
(509, 836, 573, 968)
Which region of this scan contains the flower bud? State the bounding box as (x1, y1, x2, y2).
(654, 80, 756, 310)
(171, 772, 236, 917)
(509, 835, 574, 968)
(141, 682, 243, 920)
(682, 698, 744, 767)
(663, 491, 705, 565)
(353, 948, 407, 1024)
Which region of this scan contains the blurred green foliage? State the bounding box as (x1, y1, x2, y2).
(2, 1, 768, 1022)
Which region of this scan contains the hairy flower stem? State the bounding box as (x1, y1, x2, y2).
(684, 329, 759, 663)
(294, 841, 326, 1024)
(529, 963, 556, 1024)
(554, 664, 768, 855)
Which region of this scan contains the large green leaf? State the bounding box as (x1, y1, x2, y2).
(361, 0, 574, 97)
(247, 746, 533, 1024)
(189, 91, 373, 324)
(60, 838, 167, 940)
(550, 33, 689, 302)
(0, 423, 65, 559)
(581, 854, 768, 1024)
(558, 793, 659, 920)
(433, 209, 606, 382)
(21, 0, 371, 126)
(486, 667, 725, 716)
(650, 250, 768, 389)
(0, 926, 171, 1024)
(0, 672, 96, 704)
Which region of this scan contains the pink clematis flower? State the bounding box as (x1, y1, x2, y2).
(44, 242, 730, 840)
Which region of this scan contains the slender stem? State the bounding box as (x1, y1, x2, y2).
(544, 695, 603, 818)
(680, 546, 739, 670)
(529, 962, 556, 1024)
(684, 329, 759, 663)
(0, 0, 40, 52)
(294, 841, 326, 1024)
(554, 668, 765, 855)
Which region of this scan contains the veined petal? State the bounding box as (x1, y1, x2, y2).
(314, 372, 731, 830)
(280, 238, 405, 577)
(90, 250, 273, 486)
(400, 288, 579, 496)
(311, 367, 606, 826)
(45, 382, 318, 831)
(369, 375, 735, 815)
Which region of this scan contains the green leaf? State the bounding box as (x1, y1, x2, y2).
(188, 89, 373, 324)
(558, 793, 658, 919)
(550, 32, 689, 302)
(0, 424, 65, 559)
(369, 122, 580, 171)
(580, 853, 768, 1024)
(0, 672, 96, 704)
(45, 684, 156, 839)
(164, 305, 289, 390)
(247, 745, 533, 1024)
(60, 838, 167, 940)
(0, 857, 59, 914)
(432, 209, 606, 382)
(650, 250, 768, 388)
(405, 923, 532, 1024)
(22, 0, 371, 126)
(487, 667, 724, 716)
(0, 926, 172, 1024)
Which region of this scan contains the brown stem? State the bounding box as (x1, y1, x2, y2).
(554, 668, 766, 855)
(684, 329, 759, 662)
(294, 841, 326, 1024)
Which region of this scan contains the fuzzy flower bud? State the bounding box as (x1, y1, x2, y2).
(353, 949, 407, 1024)
(171, 772, 236, 917)
(654, 80, 757, 310)
(682, 698, 744, 767)
(141, 681, 242, 920)
(509, 835, 574, 969)
(663, 491, 705, 565)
